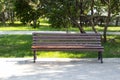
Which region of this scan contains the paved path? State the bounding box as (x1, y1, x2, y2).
(0, 58, 120, 80)
(0, 30, 120, 35)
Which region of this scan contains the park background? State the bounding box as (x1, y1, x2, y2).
(0, 0, 120, 58)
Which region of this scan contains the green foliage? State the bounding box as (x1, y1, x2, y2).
(44, 0, 69, 29)
(14, 0, 31, 24)
(0, 0, 4, 12)
(100, 0, 120, 15)
(0, 2, 3, 12)
(14, 0, 44, 28)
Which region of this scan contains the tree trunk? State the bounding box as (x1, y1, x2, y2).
(10, 11, 15, 24)
(79, 0, 85, 33)
(33, 19, 37, 28)
(91, 0, 97, 33)
(68, 0, 85, 33)
(70, 17, 85, 33)
(1, 12, 6, 25)
(78, 24, 86, 33)
(103, 2, 111, 43)
(115, 17, 119, 26)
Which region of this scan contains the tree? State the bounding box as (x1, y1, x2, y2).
(7, 0, 15, 24)
(90, 0, 97, 33)
(44, 0, 71, 30)
(14, 0, 44, 28)
(101, 0, 120, 42)
(0, 0, 15, 25)
(67, 0, 86, 33)
(0, 0, 7, 25)
(44, 0, 93, 33)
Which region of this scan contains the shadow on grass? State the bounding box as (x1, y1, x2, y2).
(0, 35, 32, 57)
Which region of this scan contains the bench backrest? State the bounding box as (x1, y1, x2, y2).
(32, 33, 102, 47)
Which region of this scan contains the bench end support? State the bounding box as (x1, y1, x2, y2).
(33, 50, 37, 63)
(98, 51, 103, 63)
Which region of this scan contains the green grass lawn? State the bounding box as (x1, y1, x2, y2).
(0, 21, 120, 32)
(0, 35, 120, 58)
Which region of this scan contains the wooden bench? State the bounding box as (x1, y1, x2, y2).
(32, 33, 104, 63)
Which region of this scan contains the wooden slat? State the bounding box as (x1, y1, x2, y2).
(33, 41, 101, 45)
(32, 44, 101, 46)
(32, 48, 104, 52)
(33, 33, 101, 36)
(32, 47, 104, 51)
(33, 41, 101, 44)
(33, 38, 101, 41)
(32, 45, 103, 49)
(33, 36, 100, 39)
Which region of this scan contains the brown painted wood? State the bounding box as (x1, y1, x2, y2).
(32, 33, 104, 63)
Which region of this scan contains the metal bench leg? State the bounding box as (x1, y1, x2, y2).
(33, 50, 37, 63)
(98, 51, 103, 63)
(98, 52, 101, 60)
(100, 52, 103, 63)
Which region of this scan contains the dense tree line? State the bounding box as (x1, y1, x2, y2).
(0, 0, 14, 24)
(0, 0, 120, 42)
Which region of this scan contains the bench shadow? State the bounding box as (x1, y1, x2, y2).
(15, 58, 101, 65)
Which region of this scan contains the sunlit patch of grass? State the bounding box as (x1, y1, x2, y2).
(37, 51, 95, 58)
(1, 20, 120, 32)
(0, 26, 30, 31)
(107, 26, 120, 32)
(84, 26, 120, 32)
(0, 23, 60, 31)
(67, 26, 120, 32)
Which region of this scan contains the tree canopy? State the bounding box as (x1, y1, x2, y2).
(0, 0, 120, 42)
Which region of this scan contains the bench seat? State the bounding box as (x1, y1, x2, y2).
(32, 45, 104, 51)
